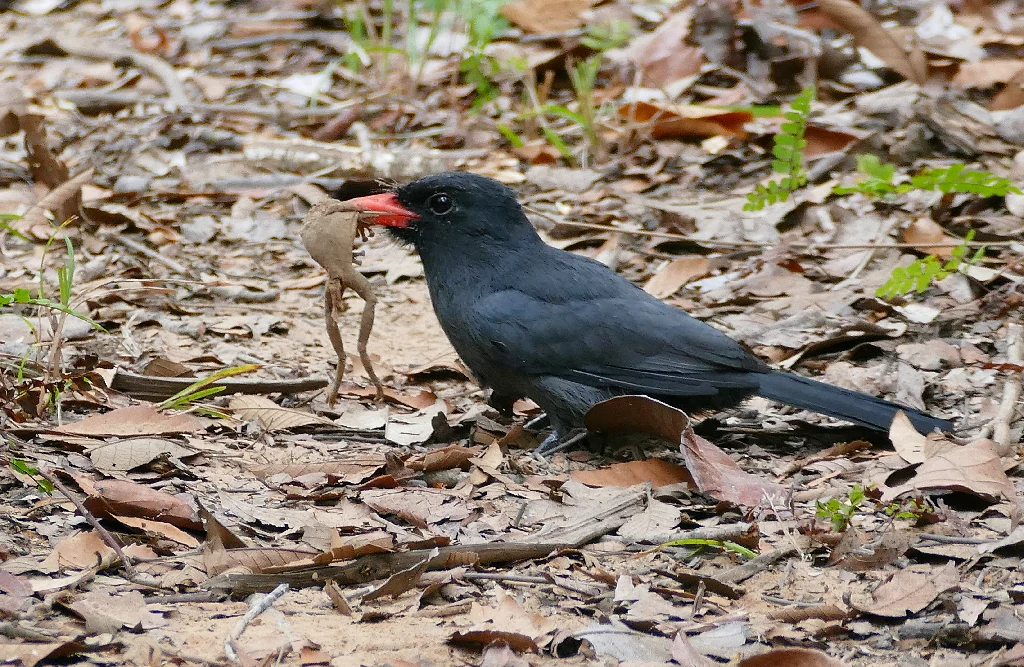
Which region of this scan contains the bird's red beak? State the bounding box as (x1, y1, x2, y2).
(344, 192, 418, 229)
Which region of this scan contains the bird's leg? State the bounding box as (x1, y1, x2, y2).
(534, 428, 587, 456)
(523, 413, 550, 431)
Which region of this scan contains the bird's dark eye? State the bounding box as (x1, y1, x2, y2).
(427, 193, 453, 215)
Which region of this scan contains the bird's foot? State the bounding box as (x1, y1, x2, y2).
(534, 428, 587, 456)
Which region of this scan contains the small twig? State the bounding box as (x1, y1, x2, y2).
(830, 217, 897, 291)
(524, 207, 1021, 250)
(718, 546, 799, 584)
(53, 89, 370, 122)
(207, 31, 352, 51)
(36, 468, 137, 580)
(644, 523, 753, 545)
(49, 36, 188, 108)
(102, 233, 193, 276)
(19, 168, 94, 231)
(993, 323, 1023, 447)
(225, 583, 289, 664)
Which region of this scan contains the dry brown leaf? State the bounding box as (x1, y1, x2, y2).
(88, 437, 195, 475)
(990, 66, 1024, 111)
(111, 515, 200, 548)
(852, 562, 959, 617)
(360, 487, 473, 527)
(54, 405, 208, 437)
(619, 102, 751, 139)
(817, 0, 927, 83)
(901, 217, 959, 258)
(0, 641, 105, 667)
(204, 544, 312, 576)
(571, 459, 693, 489)
(500, 0, 592, 33)
(75, 476, 203, 530)
(228, 395, 328, 431)
(953, 59, 1024, 89)
(406, 444, 478, 472)
(623, 9, 704, 89)
(40, 532, 117, 572)
(247, 457, 386, 486)
(888, 410, 927, 464)
(644, 256, 710, 299)
(68, 590, 166, 633)
(738, 647, 845, 667)
(584, 396, 786, 509)
(449, 630, 538, 654)
(803, 125, 863, 157)
(881, 438, 1017, 503)
(468, 588, 560, 641)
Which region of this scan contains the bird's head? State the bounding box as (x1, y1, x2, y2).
(344, 172, 537, 248)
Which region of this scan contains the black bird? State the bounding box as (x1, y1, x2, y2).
(346, 172, 953, 450)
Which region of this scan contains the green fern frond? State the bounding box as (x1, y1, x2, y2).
(745, 86, 813, 212)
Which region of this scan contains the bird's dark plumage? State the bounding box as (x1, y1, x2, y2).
(347, 172, 953, 444)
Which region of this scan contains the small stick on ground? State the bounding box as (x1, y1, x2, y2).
(301, 199, 386, 403)
(993, 322, 1023, 448)
(37, 468, 137, 580)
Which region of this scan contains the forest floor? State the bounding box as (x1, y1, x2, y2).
(1, 1, 1024, 666)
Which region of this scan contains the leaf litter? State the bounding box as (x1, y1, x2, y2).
(0, 1, 1023, 666)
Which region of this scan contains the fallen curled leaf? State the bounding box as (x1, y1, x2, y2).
(500, 0, 592, 33)
(901, 217, 959, 258)
(852, 561, 959, 617)
(88, 437, 196, 475)
(643, 256, 710, 299)
(228, 395, 329, 431)
(888, 410, 927, 464)
(571, 459, 693, 490)
(77, 476, 203, 530)
(619, 102, 751, 139)
(953, 59, 1024, 89)
(802, 125, 863, 158)
(53, 405, 208, 437)
(881, 438, 1017, 503)
(584, 396, 786, 509)
(40, 532, 117, 572)
(990, 66, 1024, 112)
(738, 647, 846, 667)
(406, 444, 478, 472)
(620, 9, 704, 89)
(817, 0, 927, 84)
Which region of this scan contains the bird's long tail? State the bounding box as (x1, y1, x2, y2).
(756, 371, 952, 435)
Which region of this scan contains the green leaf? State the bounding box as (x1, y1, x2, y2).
(542, 128, 574, 165)
(495, 123, 523, 147)
(159, 364, 260, 410)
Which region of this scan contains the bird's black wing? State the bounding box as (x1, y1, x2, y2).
(471, 289, 767, 396)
